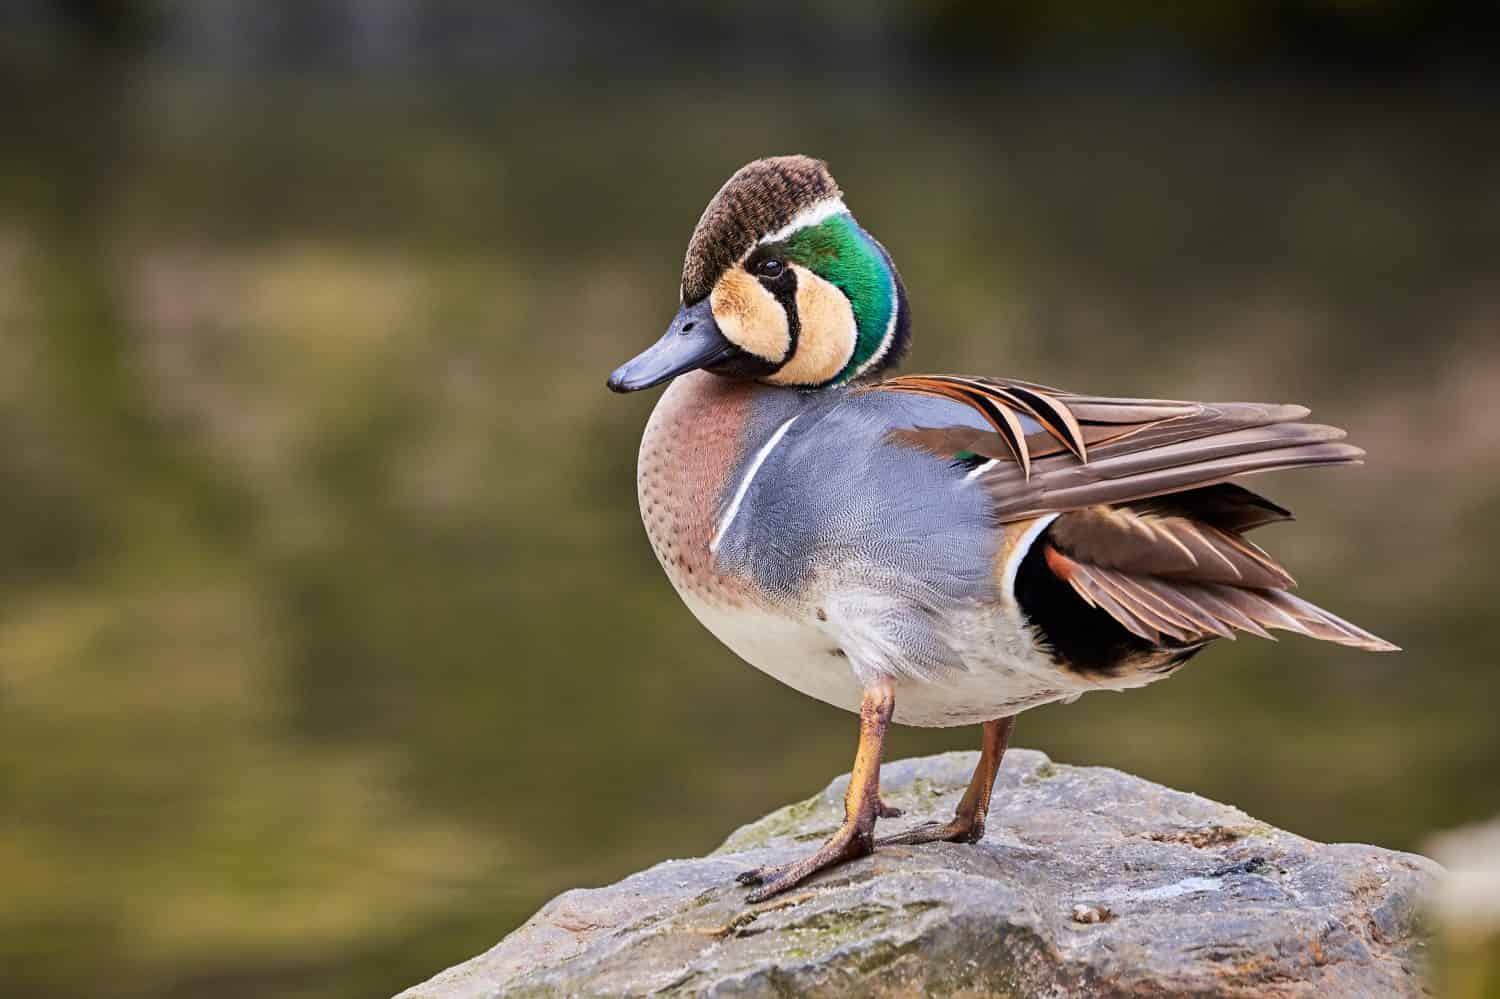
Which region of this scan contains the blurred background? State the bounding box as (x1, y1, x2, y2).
(2, 2, 1498, 996)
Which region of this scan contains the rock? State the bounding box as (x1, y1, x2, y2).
(398, 750, 1439, 998)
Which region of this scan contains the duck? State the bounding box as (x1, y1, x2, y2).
(606, 154, 1396, 903)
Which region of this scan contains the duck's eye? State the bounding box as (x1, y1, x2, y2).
(755, 258, 784, 278)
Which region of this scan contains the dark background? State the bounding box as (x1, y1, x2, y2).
(2, 3, 1498, 996)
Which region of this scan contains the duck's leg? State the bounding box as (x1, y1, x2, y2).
(877, 715, 1015, 846)
(736, 679, 895, 902)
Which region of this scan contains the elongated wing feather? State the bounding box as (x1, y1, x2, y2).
(1049, 505, 1294, 588)
(875, 375, 1362, 521)
(875, 374, 1396, 654)
(1128, 483, 1293, 533)
(1044, 544, 1397, 651)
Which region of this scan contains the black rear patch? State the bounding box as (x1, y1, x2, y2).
(1014, 527, 1203, 676)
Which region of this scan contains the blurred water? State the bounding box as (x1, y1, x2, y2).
(1, 68, 1497, 997)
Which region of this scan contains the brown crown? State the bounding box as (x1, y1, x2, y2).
(680, 155, 842, 304)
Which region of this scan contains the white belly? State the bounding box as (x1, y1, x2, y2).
(679, 589, 1100, 728)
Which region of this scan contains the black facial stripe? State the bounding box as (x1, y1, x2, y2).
(758, 266, 800, 375)
(704, 265, 800, 380)
(707, 347, 780, 380)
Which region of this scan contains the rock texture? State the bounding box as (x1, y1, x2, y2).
(398, 750, 1439, 998)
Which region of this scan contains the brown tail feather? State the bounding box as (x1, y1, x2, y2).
(1049, 505, 1294, 588)
(1127, 483, 1293, 533)
(1045, 544, 1398, 651)
(990, 439, 1365, 521)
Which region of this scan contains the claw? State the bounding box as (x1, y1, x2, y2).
(737, 827, 872, 901)
(735, 715, 1016, 900)
(735, 862, 792, 886)
(745, 879, 792, 904)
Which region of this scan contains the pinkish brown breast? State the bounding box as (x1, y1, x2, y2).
(637, 372, 757, 607)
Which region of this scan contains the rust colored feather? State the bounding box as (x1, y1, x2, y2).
(877, 374, 1107, 475)
(916, 376, 1090, 461)
(1044, 546, 1161, 642)
(880, 376, 1033, 477)
(996, 383, 1089, 461)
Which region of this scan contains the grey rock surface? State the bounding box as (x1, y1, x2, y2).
(398, 749, 1439, 998)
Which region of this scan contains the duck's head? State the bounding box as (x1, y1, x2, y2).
(608, 155, 910, 393)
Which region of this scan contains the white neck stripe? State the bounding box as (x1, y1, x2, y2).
(850, 239, 901, 382)
(758, 198, 849, 246)
(710, 416, 800, 553)
(853, 286, 900, 379)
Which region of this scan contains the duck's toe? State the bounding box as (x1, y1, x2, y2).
(875, 816, 984, 847)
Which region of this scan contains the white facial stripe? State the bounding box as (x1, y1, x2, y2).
(710, 416, 800, 553)
(758, 198, 849, 246)
(1001, 514, 1060, 599)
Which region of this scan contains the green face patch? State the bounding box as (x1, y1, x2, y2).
(770, 213, 896, 385)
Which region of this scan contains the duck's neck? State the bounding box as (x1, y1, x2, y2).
(835, 226, 912, 386)
(793, 214, 912, 387)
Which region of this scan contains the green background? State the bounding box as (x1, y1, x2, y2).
(2, 4, 1497, 996)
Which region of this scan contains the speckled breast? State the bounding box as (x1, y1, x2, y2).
(637, 372, 759, 608)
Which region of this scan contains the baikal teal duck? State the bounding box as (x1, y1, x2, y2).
(607, 155, 1397, 903)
